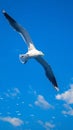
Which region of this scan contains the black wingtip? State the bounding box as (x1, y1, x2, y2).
(2, 9, 16, 24)
(53, 81, 59, 91)
(54, 82, 59, 91)
(53, 79, 59, 91)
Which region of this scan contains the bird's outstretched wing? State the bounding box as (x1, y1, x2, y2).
(35, 56, 59, 91)
(2, 10, 35, 50)
(2, 10, 59, 91)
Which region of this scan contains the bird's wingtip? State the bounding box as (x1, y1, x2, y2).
(2, 9, 6, 14)
(55, 86, 59, 91)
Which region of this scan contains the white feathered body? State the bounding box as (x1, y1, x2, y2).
(19, 49, 44, 64)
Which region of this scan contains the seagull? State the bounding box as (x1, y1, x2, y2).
(2, 10, 59, 91)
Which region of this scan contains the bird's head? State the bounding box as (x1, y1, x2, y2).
(19, 54, 29, 64)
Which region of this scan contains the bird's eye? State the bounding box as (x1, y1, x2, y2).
(21, 56, 24, 58)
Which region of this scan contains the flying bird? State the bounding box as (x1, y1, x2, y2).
(2, 10, 59, 91)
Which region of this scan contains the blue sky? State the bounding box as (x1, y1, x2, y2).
(0, 0, 73, 129)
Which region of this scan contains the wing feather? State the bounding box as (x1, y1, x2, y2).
(2, 10, 35, 50)
(35, 56, 59, 90)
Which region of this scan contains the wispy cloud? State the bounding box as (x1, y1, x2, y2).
(4, 87, 20, 98)
(0, 116, 24, 127)
(38, 120, 55, 130)
(56, 84, 73, 116)
(28, 104, 33, 108)
(35, 95, 53, 109)
(62, 104, 73, 116)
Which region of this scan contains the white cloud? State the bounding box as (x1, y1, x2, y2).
(56, 84, 73, 104)
(14, 88, 20, 94)
(38, 120, 55, 130)
(35, 95, 53, 109)
(62, 104, 73, 116)
(45, 122, 55, 130)
(0, 116, 24, 126)
(28, 104, 33, 108)
(4, 88, 20, 98)
(56, 84, 73, 116)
